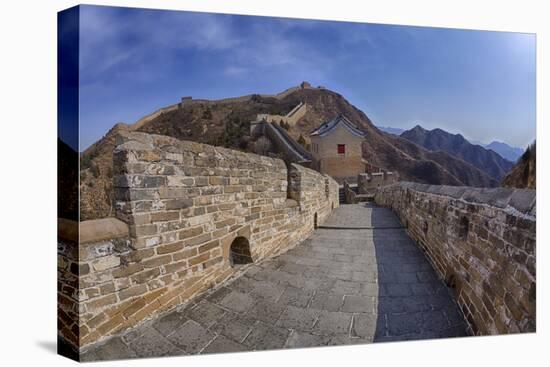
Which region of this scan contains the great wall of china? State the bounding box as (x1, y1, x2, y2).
(256, 101, 308, 127)
(127, 82, 313, 133)
(58, 129, 536, 358)
(58, 131, 339, 349)
(375, 183, 535, 334)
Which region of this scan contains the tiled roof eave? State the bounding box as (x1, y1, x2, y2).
(310, 115, 365, 138)
(317, 128, 365, 138)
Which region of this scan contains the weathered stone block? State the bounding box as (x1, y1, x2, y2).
(92, 256, 121, 272)
(131, 268, 161, 285)
(198, 239, 219, 253)
(178, 226, 203, 240)
(188, 251, 211, 266)
(185, 233, 212, 247)
(141, 255, 172, 268)
(122, 248, 154, 263)
(173, 247, 197, 262)
(209, 176, 229, 186)
(86, 294, 118, 312)
(195, 177, 209, 186)
(167, 176, 194, 187)
(99, 282, 116, 295)
(156, 242, 184, 255)
(150, 211, 180, 222)
(131, 224, 158, 237)
(119, 284, 148, 301)
(164, 198, 193, 210)
(112, 263, 144, 278)
(158, 187, 187, 199)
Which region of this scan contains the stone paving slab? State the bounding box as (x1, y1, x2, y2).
(321, 203, 403, 228)
(127, 328, 182, 358)
(81, 204, 468, 361)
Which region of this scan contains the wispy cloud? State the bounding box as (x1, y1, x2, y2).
(79, 7, 374, 87)
(79, 7, 242, 85)
(223, 66, 247, 76)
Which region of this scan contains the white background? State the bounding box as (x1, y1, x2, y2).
(0, 0, 547, 366)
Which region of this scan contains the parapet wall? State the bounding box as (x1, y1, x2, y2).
(178, 82, 316, 108)
(257, 102, 307, 127)
(131, 104, 179, 130)
(358, 171, 398, 195)
(263, 121, 312, 165)
(59, 132, 339, 350)
(375, 182, 536, 335)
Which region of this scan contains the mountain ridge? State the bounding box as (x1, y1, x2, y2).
(79, 83, 498, 220)
(399, 125, 514, 181)
(379, 125, 525, 163)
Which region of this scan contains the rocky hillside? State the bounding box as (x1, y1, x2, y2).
(501, 142, 536, 189)
(58, 138, 78, 221)
(80, 83, 498, 220)
(80, 123, 131, 220)
(400, 125, 514, 181)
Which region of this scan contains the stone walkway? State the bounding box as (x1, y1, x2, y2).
(81, 203, 467, 361)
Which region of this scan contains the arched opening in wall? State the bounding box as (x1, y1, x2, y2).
(458, 216, 470, 240)
(229, 236, 253, 267)
(331, 202, 334, 210)
(314, 212, 318, 229)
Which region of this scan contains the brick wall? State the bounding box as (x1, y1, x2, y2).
(58, 131, 339, 350)
(358, 171, 398, 195)
(375, 182, 536, 335)
(257, 101, 307, 127)
(57, 218, 130, 352)
(58, 238, 80, 349)
(263, 122, 312, 165)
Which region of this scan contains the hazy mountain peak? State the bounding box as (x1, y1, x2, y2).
(485, 141, 524, 162)
(400, 125, 514, 181)
(376, 126, 405, 135)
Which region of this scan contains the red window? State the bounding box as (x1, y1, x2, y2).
(337, 144, 346, 154)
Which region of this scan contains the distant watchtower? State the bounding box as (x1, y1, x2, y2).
(180, 96, 192, 108)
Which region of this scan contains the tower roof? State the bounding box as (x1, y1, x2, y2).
(310, 114, 366, 138)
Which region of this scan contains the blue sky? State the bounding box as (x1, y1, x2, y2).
(78, 5, 536, 151)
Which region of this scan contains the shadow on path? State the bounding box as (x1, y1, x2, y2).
(370, 202, 468, 341)
(81, 203, 468, 361)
